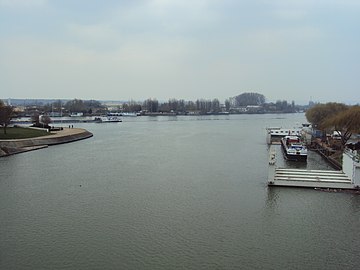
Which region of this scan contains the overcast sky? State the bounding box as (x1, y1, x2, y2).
(1, 0, 359, 104)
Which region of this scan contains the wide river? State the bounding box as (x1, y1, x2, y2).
(0, 113, 359, 270)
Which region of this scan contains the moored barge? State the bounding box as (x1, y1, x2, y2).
(281, 135, 307, 161)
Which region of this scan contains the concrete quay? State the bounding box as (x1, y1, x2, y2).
(0, 128, 93, 157)
(267, 145, 360, 190)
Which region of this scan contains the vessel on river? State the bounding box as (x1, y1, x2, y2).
(267, 127, 302, 138)
(266, 123, 312, 144)
(281, 135, 307, 161)
(94, 116, 122, 123)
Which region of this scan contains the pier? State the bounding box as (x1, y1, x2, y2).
(269, 168, 353, 189)
(266, 125, 360, 190)
(267, 146, 360, 190)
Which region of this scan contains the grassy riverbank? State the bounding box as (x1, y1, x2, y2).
(0, 127, 50, 139)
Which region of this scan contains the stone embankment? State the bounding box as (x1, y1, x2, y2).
(0, 128, 93, 157)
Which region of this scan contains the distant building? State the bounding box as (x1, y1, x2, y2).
(246, 105, 262, 113)
(70, 112, 84, 117)
(49, 112, 62, 117)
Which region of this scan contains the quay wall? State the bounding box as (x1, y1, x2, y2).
(0, 128, 93, 157)
(309, 139, 342, 170)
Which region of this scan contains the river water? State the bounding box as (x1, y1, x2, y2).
(0, 114, 359, 270)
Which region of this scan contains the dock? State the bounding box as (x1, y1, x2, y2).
(269, 168, 354, 189)
(268, 146, 360, 190)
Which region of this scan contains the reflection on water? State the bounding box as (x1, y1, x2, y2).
(265, 186, 280, 210)
(0, 113, 359, 270)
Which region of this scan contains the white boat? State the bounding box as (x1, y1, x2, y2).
(70, 112, 84, 117)
(122, 112, 139, 117)
(108, 112, 139, 117)
(266, 123, 312, 145)
(94, 116, 122, 123)
(107, 112, 122, 116)
(281, 135, 307, 161)
(266, 127, 302, 137)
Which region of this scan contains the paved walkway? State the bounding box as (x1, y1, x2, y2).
(0, 128, 93, 156)
(0, 127, 88, 142)
(40, 127, 88, 138)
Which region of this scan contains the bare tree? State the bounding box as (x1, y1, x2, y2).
(306, 103, 360, 149)
(31, 112, 40, 126)
(322, 105, 360, 147)
(0, 102, 14, 135)
(305, 102, 348, 129)
(39, 115, 52, 127)
(234, 92, 265, 106)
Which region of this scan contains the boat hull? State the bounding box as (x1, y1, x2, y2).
(281, 137, 307, 162)
(94, 116, 122, 123)
(282, 150, 308, 161)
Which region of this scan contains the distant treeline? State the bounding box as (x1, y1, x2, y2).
(5, 92, 308, 116)
(125, 93, 304, 114)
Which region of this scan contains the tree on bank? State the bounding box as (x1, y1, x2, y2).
(306, 103, 360, 148)
(322, 105, 360, 147)
(274, 100, 296, 113)
(63, 99, 104, 115)
(40, 115, 52, 127)
(225, 99, 231, 111)
(0, 100, 14, 135)
(31, 112, 40, 126)
(234, 92, 265, 106)
(305, 102, 348, 129)
(143, 98, 159, 113)
(31, 112, 52, 128)
(65, 99, 86, 113)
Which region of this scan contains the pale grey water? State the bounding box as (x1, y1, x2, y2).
(0, 114, 359, 270)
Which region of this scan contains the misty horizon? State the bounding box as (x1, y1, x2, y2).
(1, 1, 359, 105)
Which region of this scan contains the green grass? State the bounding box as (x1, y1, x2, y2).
(0, 127, 50, 139)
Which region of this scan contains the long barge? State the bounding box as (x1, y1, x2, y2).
(280, 135, 307, 161)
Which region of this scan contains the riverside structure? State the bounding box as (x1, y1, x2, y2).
(1, 113, 358, 270)
(268, 146, 360, 190)
(0, 127, 93, 157)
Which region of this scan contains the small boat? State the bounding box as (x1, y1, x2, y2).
(70, 112, 84, 117)
(122, 112, 139, 117)
(281, 135, 307, 161)
(94, 116, 122, 123)
(107, 112, 122, 116)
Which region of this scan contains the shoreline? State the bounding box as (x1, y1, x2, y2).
(0, 128, 93, 157)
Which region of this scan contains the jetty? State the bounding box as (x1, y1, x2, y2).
(268, 146, 360, 190)
(266, 124, 360, 190)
